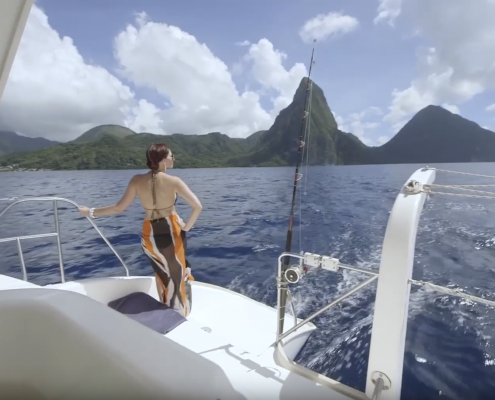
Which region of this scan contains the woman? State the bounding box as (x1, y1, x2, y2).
(78, 143, 202, 317)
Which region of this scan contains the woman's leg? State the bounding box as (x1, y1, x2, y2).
(142, 219, 174, 307)
(142, 217, 192, 316)
(181, 229, 193, 313)
(156, 244, 184, 311)
(166, 217, 193, 316)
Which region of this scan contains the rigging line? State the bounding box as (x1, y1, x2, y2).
(409, 279, 495, 308)
(303, 81, 314, 193)
(278, 39, 317, 336)
(428, 184, 495, 188)
(298, 80, 314, 253)
(304, 87, 314, 181)
(298, 83, 311, 253)
(425, 184, 495, 196)
(433, 168, 495, 180)
(426, 191, 495, 200)
(297, 88, 310, 252)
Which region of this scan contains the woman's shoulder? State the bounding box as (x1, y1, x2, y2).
(129, 173, 147, 182)
(158, 173, 182, 184)
(128, 173, 150, 187)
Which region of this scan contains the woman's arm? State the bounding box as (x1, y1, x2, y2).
(78, 176, 137, 218)
(174, 177, 202, 231)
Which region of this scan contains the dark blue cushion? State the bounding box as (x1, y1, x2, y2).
(108, 292, 186, 334)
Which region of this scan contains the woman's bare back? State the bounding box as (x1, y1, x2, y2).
(78, 144, 202, 233)
(135, 171, 178, 220)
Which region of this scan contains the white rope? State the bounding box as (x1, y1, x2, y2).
(428, 191, 495, 200)
(425, 184, 495, 196)
(410, 279, 495, 308)
(432, 168, 495, 180)
(413, 184, 495, 200)
(405, 168, 495, 200)
(430, 184, 495, 189)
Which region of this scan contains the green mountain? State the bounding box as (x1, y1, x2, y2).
(1, 78, 495, 170)
(0, 130, 257, 170)
(228, 78, 369, 167)
(0, 130, 59, 157)
(242, 130, 267, 147)
(368, 105, 495, 164)
(73, 124, 136, 143)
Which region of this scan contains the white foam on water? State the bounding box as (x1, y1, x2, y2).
(252, 244, 279, 253)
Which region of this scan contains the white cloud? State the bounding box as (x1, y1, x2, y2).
(441, 103, 460, 114)
(235, 40, 251, 47)
(0, 7, 308, 141)
(243, 39, 307, 116)
(332, 111, 345, 129)
(114, 14, 276, 138)
(487, 104, 495, 112)
(377, 135, 390, 145)
(334, 107, 383, 145)
(299, 12, 359, 44)
(0, 5, 137, 142)
(383, 0, 495, 130)
(374, 0, 403, 26)
(124, 99, 164, 134)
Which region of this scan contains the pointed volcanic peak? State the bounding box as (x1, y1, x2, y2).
(229, 77, 344, 167)
(372, 105, 495, 164)
(263, 77, 340, 147)
(292, 77, 338, 131)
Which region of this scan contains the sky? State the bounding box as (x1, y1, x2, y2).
(0, 0, 494, 146)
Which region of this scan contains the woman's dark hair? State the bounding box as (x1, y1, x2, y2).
(147, 143, 170, 209)
(146, 143, 169, 171)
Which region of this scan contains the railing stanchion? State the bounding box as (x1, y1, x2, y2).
(53, 199, 65, 283)
(16, 238, 27, 281)
(0, 197, 129, 283)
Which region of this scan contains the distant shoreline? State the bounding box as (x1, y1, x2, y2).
(1, 161, 494, 173)
(0, 165, 281, 172)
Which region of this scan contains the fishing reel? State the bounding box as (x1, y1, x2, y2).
(285, 264, 308, 283)
(284, 252, 341, 284)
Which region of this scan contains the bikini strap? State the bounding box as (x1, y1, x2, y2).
(149, 170, 177, 220)
(151, 169, 158, 220)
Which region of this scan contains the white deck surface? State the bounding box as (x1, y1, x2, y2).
(0, 280, 356, 399)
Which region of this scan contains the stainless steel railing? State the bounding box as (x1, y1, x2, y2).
(275, 251, 378, 343)
(274, 250, 495, 400)
(0, 197, 130, 283)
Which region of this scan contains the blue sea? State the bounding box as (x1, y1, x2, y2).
(1, 163, 495, 399)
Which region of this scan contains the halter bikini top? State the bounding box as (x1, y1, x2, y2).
(143, 170, 177, 220)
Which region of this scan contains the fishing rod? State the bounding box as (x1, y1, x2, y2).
(277, 40, 316, 336)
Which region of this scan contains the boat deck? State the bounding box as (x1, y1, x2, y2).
(0, 277, 358, 400)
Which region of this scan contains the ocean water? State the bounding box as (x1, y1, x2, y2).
(1, 163, 495, 399)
